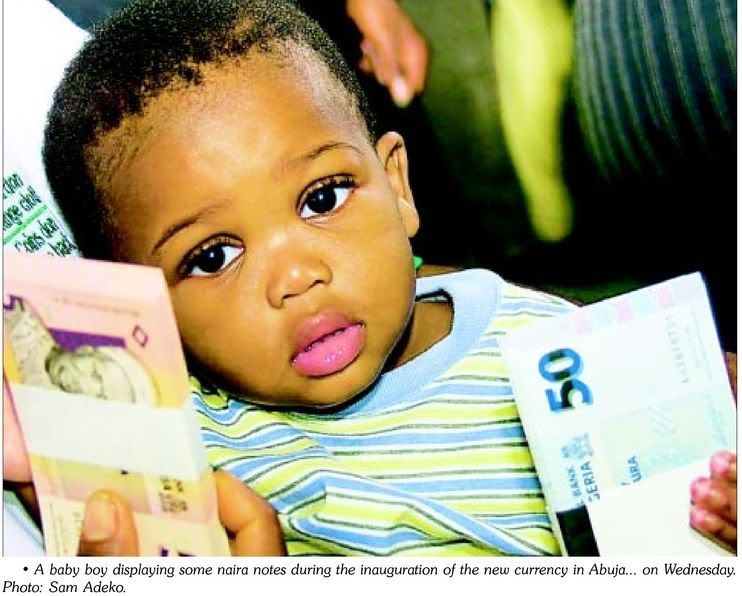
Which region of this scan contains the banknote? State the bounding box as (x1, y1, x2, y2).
(501, 273, 736, 556)
(31, 455, 227, 557)
(3, 251, 230, 555)
(3, 253, 189, 407)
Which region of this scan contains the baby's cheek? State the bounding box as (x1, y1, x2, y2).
(191, 321, 284, 393)
(173, 294, 244, 358)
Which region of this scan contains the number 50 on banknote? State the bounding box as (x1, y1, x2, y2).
(3, 251, 230, 556)
(501, 273, 736, 556)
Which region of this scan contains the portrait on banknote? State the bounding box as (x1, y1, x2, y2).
(4, 295, 158, 405)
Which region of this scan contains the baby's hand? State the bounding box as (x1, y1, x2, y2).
(690, 451, 736, 552)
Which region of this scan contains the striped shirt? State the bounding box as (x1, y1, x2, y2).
(193, 269, 575, 555)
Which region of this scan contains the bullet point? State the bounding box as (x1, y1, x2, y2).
(23, 567, 28, 571)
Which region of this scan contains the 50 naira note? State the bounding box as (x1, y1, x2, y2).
(501, 273, 735, 556)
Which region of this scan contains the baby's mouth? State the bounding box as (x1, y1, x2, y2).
(291, 313, 366, 377)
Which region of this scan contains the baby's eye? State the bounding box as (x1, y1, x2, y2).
(299, 178, 353, 218)
(182, 241, 243, 278)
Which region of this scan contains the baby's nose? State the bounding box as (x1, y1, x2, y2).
(266, 257, 332, 309)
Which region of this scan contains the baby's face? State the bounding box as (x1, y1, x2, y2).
(95, 55, 419, 407)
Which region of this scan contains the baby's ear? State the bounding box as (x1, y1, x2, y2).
(376, 132, 419, 238)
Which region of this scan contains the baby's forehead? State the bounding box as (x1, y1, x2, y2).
(89, 51, 376, 254)
(91, 50, 366, 179)
(174, 52, 356, 124)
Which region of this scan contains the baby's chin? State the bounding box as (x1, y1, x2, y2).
(228, 365, 382, 411)
(263, 378, 377, 411)
(229, 389, 360, 412)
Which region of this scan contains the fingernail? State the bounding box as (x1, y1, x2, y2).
(391, 77, 412, 108)
(81, 493, 117, 542)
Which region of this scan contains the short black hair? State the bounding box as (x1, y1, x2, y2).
(43, 0, 376, 259)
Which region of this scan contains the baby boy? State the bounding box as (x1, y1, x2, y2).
(36, 0, 736, 555)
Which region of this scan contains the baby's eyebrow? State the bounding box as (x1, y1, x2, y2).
(149, 143, 360, 260)
(279, 141, 362, 174)
(150, 201, 230, 260)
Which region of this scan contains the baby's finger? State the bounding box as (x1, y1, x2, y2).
(710, 450, 736, 483)
(691, 506, 737, 552)
(215, 470, 286, 556)
(691, 477, 736, 523)
(710, 476, 736, 522)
